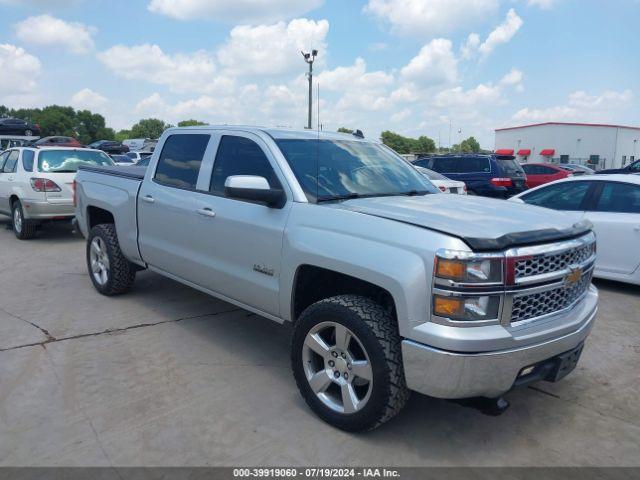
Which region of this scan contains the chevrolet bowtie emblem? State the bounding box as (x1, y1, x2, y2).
(565, 266, 582, 286)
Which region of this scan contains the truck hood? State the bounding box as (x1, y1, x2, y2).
(329, 194, 591, 251)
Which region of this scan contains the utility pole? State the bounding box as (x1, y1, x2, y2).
(301, 49, 318, 129)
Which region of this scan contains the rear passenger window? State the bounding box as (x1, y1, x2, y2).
(457, 157, 490, 173)
(22, 150, 35, 171)
(210, 136, 281, 195)
(429, 158, 457, 173)
(154, 134, 210, 189)
(3, 150, 19, 173)
(594, 182, 640, 214)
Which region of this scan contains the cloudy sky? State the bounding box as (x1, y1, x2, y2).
(0, 0, 637, 147)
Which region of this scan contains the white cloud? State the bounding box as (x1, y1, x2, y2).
(513, 89, 634, 122)
(0, 44, 41, 101)
(434, 83, 502, 108)
(478, 9, 522, 56)
(364, 0, 499, 37)
(460, 33, 480, 59)
(400, 38, 457, 85)
(148, 0, 323, 23)
(70, 88, 107, 110)
(97, 44, 217, 93)
(500, 68, 523, 86)
(217, 19, 328, 76)
(528, 0, 555, 8)
(15, 15, 95, 54)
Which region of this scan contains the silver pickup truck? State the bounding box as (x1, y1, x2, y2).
(74, 126, 598, 431)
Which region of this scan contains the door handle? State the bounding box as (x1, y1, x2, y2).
(634, 225, 640, 232)
(141, 195, 155, 204)
(8, 177, 14, 181)
(196, 207, 216, 218)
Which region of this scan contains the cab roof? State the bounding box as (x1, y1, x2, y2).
(164, 125, 374, 142)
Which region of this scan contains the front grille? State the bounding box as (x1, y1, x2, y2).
(511, 272, 591, 323)
(515, 242, 595, 279)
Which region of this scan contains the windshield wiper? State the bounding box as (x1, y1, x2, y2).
(396, 190, 430, 196)
(317, 193, 366, 202)
(317, 190, 430, 202)
(48, 169, 77, 173)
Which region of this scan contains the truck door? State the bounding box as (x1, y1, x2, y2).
(187, 132, 292, 317)
(137, 133, 216, 282)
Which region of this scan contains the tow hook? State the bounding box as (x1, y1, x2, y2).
(450, 396, 510, 416)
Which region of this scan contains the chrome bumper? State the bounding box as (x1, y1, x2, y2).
(22, 200, 74, 220)
(402, 301, 597, 399)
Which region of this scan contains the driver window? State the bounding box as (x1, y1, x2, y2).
(521, 181, 591, 211)
(210, 136, 281, 195)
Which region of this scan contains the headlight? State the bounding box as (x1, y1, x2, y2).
(433, 294, 501, 322)
(435, 252, 503, 284)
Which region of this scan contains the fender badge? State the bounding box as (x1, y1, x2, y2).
(253, 264, 274, 277)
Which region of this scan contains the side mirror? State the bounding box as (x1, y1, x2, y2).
(224, 175, 285, 208)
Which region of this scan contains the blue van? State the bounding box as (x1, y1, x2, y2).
(412, 154, 527, 198)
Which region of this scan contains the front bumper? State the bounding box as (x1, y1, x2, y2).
(402, 302, 597, 399)
(22, 200, 74, 220)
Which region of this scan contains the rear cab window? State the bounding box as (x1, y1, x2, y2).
(153, 134, 210, 189)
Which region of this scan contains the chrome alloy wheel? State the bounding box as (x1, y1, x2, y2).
(302, 321, 373, 414)
(89, 237, 110, 286)
(13, 207, 22, 233)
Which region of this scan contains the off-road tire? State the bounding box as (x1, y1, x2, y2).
(291, 295, 410, 432)
(11, 200, 37, 240)
(87, 224, 136, 296)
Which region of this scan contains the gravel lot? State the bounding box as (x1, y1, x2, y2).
(1, 217, 639, 467)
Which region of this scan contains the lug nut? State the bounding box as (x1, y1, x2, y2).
(343, 372, 349, 379)
(341, 352, 346, 359)
(347, 363, 352, 370)
(334, 371, 340, 378)
(328, 360, 335, 367)
(331, 351, 338, 358)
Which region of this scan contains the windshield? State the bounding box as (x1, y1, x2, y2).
(496, 156, 525, 175)
(38, 149, 114, 172)
(276, 139, 437, 202)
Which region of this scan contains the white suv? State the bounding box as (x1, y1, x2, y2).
(0, 147, 114, 239)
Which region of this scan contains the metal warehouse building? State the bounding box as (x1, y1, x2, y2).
(494, 122, 640, 170)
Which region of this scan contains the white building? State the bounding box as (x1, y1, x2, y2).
(494, 122, 640, 170)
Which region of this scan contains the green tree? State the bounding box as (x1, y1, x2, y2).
(130, 118, 171, 139)
(36, 105, 77, 137)
(337, 127, 353, 134)
(458, 136, 481, 153)
(114, 129, 132, 143)
(75, 110, 114, 144)
(177, 119, 208, 127)
(380, 130, 436, 154)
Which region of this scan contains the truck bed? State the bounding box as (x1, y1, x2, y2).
(78, 165, 146, 180)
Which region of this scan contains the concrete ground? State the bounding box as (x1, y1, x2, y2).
(0, 216, 639, 467)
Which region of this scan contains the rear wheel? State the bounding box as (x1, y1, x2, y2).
(24, 129, 33, 136)
(87, 224, 136, 295)
(11, 200, 37, 240)
(291, 295, 409, 431)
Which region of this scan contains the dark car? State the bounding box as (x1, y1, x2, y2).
(597, 159, 640, 175)
(0, 117, 40, 136)
(88, 140, 129, 154)
(412, 154, 527, 198)
(32, 136, 83, 147)
(520, 163, 572, 188)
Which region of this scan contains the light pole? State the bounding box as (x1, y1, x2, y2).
(301, 49, 318, 129)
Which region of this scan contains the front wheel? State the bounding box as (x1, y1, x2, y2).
(87, 224, 136, 295)
(291, 295, 409, 432)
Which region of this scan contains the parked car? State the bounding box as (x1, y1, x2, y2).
(414, 166, 466, 194)
(0, 147, 114, 239)
(74, 126, 597, 431)
(88, 140, 129, 154)
(510, 174, 640, 285)
(123, 138, 157, 151)
(0, 117, 40, 136)
(125, 151, 152, 163)
(596, 159, 640, 175)
(412, 154, 527, 198)
(110, 154, 136, 166)
(32, 136, 83, 148)
(559, 164, 595, 176)
(134, 156, 151, 167)
(520, 163, 572, 188)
